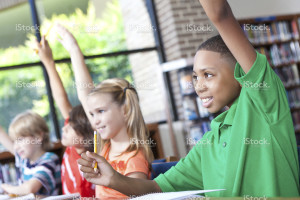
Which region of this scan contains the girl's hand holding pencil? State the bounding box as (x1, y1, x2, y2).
(78, 151, 116, 187)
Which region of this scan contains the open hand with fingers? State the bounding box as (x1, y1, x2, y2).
(55, 24, 79, 53)
(35, 36, 54, 65)
(78, 151, 117, 187)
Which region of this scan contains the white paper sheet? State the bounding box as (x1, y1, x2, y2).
(131, 189, 225, 200)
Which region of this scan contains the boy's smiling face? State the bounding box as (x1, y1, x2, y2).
(193, 50, 241, 113)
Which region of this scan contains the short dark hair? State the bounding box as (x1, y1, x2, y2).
(197, 35, 236, 65)
(69, 105, 94, 152)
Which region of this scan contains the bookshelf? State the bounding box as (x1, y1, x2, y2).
(177, 67, 215, 151)
(239, 14, 300, 143)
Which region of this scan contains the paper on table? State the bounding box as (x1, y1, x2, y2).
(0, 193, 35, 200)
(42, 193, 80, 200)
(0, 195, 10, 200)
(131, 189, 225, 200)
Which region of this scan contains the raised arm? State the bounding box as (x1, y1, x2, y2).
(0, 126, 14, 155)
(36, 36, 72, 119)
(78, 152, 161, 196)
(55, 24, 94, 123)
(199, 0, 256, 73)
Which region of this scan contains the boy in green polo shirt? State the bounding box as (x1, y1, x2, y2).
(78, 0, 300, 197)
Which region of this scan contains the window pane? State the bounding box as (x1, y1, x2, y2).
(0, 66, 59, 151)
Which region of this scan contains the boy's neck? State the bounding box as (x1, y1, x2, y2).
(75, 147, 86, 155)
(29, 149, 46, 164)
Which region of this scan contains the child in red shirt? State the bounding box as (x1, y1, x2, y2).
(36, 36, 95, 197)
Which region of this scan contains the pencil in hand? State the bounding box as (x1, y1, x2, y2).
(94, 130, 98, 172)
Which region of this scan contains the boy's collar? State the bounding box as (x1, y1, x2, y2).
(223, 97, 239, 126)
(210, 97, 239, 141)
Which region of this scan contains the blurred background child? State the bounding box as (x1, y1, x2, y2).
(36, 35, 95, 197)
(0, 111, 61, 196)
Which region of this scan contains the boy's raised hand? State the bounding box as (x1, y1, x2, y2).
(78, 151, 116, 187)
(35, 36, 54, 65)
(55, 24, 79, 53)
(198, 0, 256, 73)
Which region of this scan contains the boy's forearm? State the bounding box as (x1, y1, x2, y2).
(199, 0, 231, 23)
(2, 184, 31, 195)
(109, 172, 161, 197)
(199, 0, 256, 73)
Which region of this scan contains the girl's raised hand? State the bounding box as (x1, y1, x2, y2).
(55, 24, 79, 53)
(78, 151, 117, 187)
(35, 36, 54, 65)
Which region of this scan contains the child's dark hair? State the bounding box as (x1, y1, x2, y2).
(69, 105, 94, 152)
(197, 34, 236, 65)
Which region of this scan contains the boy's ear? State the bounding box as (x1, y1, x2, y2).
(37, 132, 45, 143)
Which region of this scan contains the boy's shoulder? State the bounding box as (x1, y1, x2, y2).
(38, 152, 60, 164)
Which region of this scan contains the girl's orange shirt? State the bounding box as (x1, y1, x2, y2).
(96, 143, 150, 199)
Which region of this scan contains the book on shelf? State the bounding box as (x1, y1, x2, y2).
(286, 88, 300, 108)
(178, 69, 194, 95)
(0, 162, 18, 186)
(292, 111, 300, 131)
(182, 96, 198, 120)
(242, 20, 299, 45)
(187, 122, 211, 148)
(256, 41, 300, 66)
(196, 98, 209, 118)
(274, 64, 300, 87)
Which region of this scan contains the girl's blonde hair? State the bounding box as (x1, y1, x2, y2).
(8, 110, 51, 150)
(88, 78, 154, 164)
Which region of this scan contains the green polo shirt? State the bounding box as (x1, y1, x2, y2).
(155, 52, 300, 197)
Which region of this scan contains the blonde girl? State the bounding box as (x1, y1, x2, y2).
(86, 78, 153, 199)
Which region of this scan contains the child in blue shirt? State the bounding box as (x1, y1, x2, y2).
(0, 111, 61, 196)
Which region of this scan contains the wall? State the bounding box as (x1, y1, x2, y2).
(119, 0, 166, 123)
(228, 0, 300, 19)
